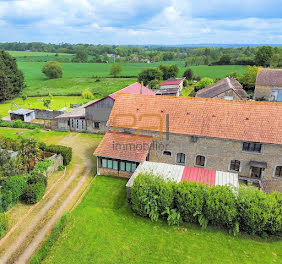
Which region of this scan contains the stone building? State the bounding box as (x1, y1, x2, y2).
(254, 68, 282, 101)
(9, 108, 35, 122)
(94, 94, 282, 192)
(56, 82, 155, 132)
(196, 77, 248, 100)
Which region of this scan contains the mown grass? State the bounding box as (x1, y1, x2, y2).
(41, 176, 281, 264)
(16, 60, 246, 96)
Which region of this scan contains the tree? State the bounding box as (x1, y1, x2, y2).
(81, 89, 94, 99)
(183, 68, 193, 80)
(159, 65, 179, 80)
(0, 71, 13, 102)
(0, 49, 24, 101)
(0, 149, 10, 167)
(43, 98, 51, 109)
(138, 68, 163, 86)
(218, 54, 232, 65)
(17, 137, 42, 172)
(255, 46, 274, 66)
(194, 77, 214, 91)
(72, 50, 88, 62)
(110, 64, 122, 77)
(238, 66, 259, 91)
(1, 157, 25, 177)
(21, 94, 27, 104)
(42, 61, 63, 79)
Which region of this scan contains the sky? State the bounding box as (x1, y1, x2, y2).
(0, 0, 282, 45)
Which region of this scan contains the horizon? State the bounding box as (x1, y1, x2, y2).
(0, 0, 282, 45)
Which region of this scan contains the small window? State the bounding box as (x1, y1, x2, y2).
(67, 120, 70, 126)
(94, 122, 99, 129)
(243, 142, 261, 153)
(230, 160, 240, 172)
(76, 119, 79, 129)
(113, 160, 118, 170)
(275, 166, 282, 177)
(107, 159, 113, 169)
(176, 153, 185, 164)
(120, 161, 125, 171)
(196, 155, 205, 167)
(163, 151, 171, 156)
(126, 162, 131, 172)
(131, 163, 137, 172)
(102, 158, 107, 168)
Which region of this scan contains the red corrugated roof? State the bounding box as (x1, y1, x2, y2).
(160, 78, 185, 86)
(181, 167, 216, 186)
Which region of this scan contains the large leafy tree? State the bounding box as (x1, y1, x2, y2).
(42, 61, 63, 79)
(110, 64, 122, 77)
(138, 68, 163, 86)
(238, 66, 259, 91)
(255, 46, 274, 66)
(159, 64, 179, 80)
(0, 49, 24, 102)
(194, 77, 214, 91)
(183, 68, 193, 80)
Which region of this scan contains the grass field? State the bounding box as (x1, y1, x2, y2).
(41, 176, 281, 264)
(0, 96, 89, 117)
(14, 59, 246, 96)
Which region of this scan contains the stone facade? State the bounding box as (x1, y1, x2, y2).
(254, 85, 282, 101)
(111, 127, 282, 181)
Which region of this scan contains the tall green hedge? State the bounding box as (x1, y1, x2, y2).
(45, 145, 72, 166)
(131, 173, 282, 237)
(0, 213, 8, 238)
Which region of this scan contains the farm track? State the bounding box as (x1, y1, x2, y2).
(0, 133, 95, 264)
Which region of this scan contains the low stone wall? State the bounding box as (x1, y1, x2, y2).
(98, 168, 132, 179)
(32, 109, 64, 120)
(46, 153, 63, 176)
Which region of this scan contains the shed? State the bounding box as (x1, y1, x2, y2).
(9, 109, 35, 122)
(126, 161, 239, 200)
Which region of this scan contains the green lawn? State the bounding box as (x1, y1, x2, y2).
(15, 60, 246, 96)
(42, 176, 281, 264)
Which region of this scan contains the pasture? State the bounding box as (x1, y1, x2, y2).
(40, 176, 281, 264)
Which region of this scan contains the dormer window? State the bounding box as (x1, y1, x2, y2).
(242, 142, 262, 153)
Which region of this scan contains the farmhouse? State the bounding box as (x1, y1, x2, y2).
(155, 78, 185, 96)
(94, 94, 282, 192)
(56, 82, 155, 132)
(196, 77, 248, 100)
(254, 68, 282, 102)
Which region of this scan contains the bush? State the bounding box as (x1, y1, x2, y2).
(265, 192, 282, 235)
(39, 142, 47, 151)
(0, 119, 40, 129)
(42, 61, 63, 79)
(194, 77, 214, 91)
(32, 159, 52, 177)
(58, 165, 65, 171)
(0, 213, 8, 238)
(0, 175, 28, 211)
(175, 181, 207, 224)
(204, 186, 238, 235)
(237, 188, 269, 235)
(81, 89, 94, 99)
(45, 145, 72, 166)
(21, 182, 46, 204)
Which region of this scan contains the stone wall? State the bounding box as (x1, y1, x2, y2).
(46, 153, 63, 176)
(32, 109, 64, 120)
(98, 168, 132, 178)
(254, 85, 272, 100)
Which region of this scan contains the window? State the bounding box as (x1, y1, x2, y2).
(76, 119, 79, 129)
(230, 160, 240, 172)
(176, 153, 185, 164)
(102, 158, 107, 168)
(131, 163, 137, 172)
(120, 161, 125, 171)
(275, 166, 282, 177)
(107, 159, 113, 169)
(94, 122, 99, 129)
(163, 151, 171, 156)
(196, 155, 205, 167)
(126, 162, 131, 172)
(113, 160, 118, 170)
(242, 142, 262, 153)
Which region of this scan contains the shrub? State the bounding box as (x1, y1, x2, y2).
(45, 145, 72, 166)
(0, 213, 8, 238)
(194, 77, 214, 91)
(32, 159, 52, 177)
(0, 119, 39, 129)
(175, 181, 207, 224)
(21, 182, 46, 204)
(58, 165, 65, 171)
(81, 89, 94, 99)
(42, 61, 63, 79)
(204, 186, 238, 235)
(265, 192, 282, 235)
(0, 175, 28, 211)
(39, 142, 47, 151)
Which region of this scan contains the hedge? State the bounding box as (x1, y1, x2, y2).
(0, 119, 40, 129)
(21, 182, 46, 204)
(131, 173, 282, 237)
(0, 213, 8, 238)
(45, 145, 72, 166)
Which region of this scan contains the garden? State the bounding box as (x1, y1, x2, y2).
(33, 176, 282, 264)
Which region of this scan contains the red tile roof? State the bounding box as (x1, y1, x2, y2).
(108, 94, 282, 145)
(93, 132, 152, 162)
(160, 78, 185, 86)
(181, 167, 216, 186)
(85, 82, 155, 108)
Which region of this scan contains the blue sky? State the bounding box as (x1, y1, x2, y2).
(0, 0, 281, 44)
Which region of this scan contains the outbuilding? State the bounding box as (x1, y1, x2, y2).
(9, 108, 35, 122)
